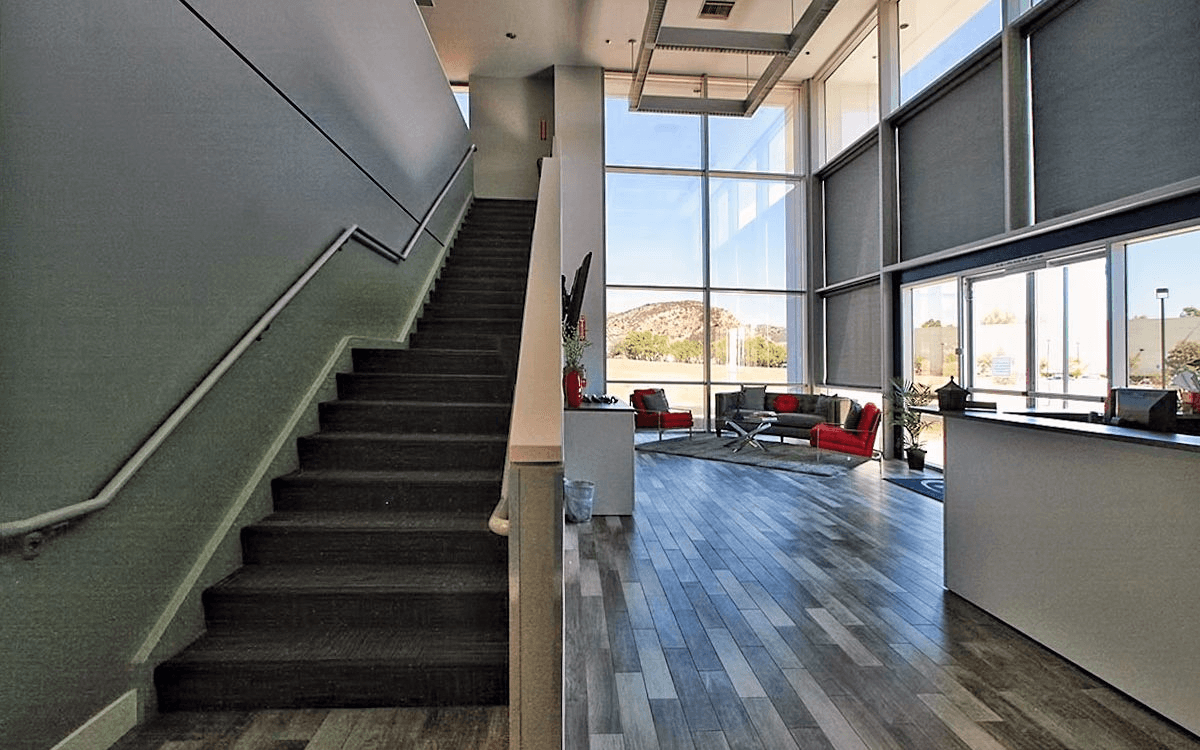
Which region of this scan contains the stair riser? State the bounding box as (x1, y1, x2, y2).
(406, 331, 519, 353)
(421, 304, 524, 321)
(318, 403, 511, 434)
(419, 319, 522, 336)
(271, 476, 501, 513)
(203, 590, 507, 631)
(241, 529, 506, 566)
(297, 437, 506, 471)
(435, 275, 527, 292)
(350, 349, 504, 375)
(450, 241, 531, 254)
(449, 249, 530, 261)
(429, 289, 526, 307)
(155, 663, 507, 711)
(337, 374, 512, 402)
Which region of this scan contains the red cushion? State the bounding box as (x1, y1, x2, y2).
(631, 388, 657, 411)
(657, 412, 693, 428)
(773, 394, 798, 413)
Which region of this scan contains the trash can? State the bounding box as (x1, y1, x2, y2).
(563, 478, 595, 524)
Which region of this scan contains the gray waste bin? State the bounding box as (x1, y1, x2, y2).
(563, 478, 595, 523)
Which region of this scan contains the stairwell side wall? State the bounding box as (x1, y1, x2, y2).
(0, 0, 470, 747)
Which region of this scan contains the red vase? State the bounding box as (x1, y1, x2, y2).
(563, 368, 584, 408)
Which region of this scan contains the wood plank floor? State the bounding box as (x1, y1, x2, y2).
(114, 443, 1200, 749)
(564, 447, 1200, 750)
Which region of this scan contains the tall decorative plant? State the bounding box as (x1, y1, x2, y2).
(888, 377, 935, 468)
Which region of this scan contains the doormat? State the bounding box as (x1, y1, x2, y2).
(885, 476, 944, 501)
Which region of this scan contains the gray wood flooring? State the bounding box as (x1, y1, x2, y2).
(114, 444, 1200, 749)
(564, 448, 1200, 750)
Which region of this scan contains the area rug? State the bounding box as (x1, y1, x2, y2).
(635, 433, 867, 477)
(885, 476, 944, 501)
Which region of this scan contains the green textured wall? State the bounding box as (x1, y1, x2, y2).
(0, 0, 471, 747)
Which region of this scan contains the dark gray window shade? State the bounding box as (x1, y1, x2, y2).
(824, 282, 881, 388)
(898, 59, 1005, 259)
(1031, 0, 1200, 221)
(823, 143, 880, 284)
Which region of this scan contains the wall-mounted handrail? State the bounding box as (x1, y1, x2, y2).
(0, 225, 404, 556)
(401, 145, 477, 260)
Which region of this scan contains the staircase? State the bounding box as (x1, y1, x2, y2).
(155, 198, 536, 711)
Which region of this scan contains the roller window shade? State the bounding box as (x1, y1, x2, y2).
(1031, 0, 1200, 220)
(824, 282, 881, 388)
(898, 59, 1005, 259)
(823, 143, 881, 285)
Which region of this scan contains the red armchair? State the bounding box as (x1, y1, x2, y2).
(810, 402, 881, 462)
(631, 388, 694, 440)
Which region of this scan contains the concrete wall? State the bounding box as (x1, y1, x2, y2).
(0, 1, 469, 747)
(471, 75, 555, 199)
(554, 67, 607, 388)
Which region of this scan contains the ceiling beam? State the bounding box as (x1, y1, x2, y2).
(636, 95, 747, 116)
(654, 27, 790, 55)
(629, 0, 839, 118)
(629, 0, 669, 110)
(743, 0, 840, 116)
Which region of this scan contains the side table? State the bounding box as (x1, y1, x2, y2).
(724, 411, 777, 453)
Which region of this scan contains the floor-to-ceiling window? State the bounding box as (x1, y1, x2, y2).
(604, 74, 803, 428)
(1123, 226, 1200, 392)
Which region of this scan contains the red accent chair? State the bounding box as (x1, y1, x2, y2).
(809, 402, 882, 464)
(631, 388, 694, 440)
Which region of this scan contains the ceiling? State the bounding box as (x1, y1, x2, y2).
(418, 0, 877, 86)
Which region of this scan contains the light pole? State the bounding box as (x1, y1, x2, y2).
(1156, 287, 1169, 389)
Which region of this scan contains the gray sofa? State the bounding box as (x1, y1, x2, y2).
(715, 386, 853, 442)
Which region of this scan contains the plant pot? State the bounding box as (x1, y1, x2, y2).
(906, 447, 927, 470)
(563, 368, 584, 409)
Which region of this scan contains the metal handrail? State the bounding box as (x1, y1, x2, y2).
(401, 145, 476, 259)
(0, 225, 403, 556)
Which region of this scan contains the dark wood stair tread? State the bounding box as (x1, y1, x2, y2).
(215, 563, 506, 594)
(164, 627, 507, 666)
(251, 511, 495, 532)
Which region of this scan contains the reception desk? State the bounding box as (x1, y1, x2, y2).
(563, 401, 636, 515)
(940, 411, 1200, 735)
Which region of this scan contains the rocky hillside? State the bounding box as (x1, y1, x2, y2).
(606, 300, 785, 345)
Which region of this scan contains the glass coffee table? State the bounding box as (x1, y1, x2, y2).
(724, 411, 778, 453)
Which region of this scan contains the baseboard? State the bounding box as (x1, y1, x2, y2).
(50, 690, 137, 750)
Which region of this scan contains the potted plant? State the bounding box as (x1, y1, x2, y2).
(562, 322, 590, 408)
(889, 377, 935, 469)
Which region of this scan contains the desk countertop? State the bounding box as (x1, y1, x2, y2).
(919, 406, 1200, 454)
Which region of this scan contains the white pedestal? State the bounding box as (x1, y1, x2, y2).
(563, 402, 635, 515)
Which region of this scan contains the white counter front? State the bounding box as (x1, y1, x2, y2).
(942, 412, 1199, 735)
(563, 402, 636, 515)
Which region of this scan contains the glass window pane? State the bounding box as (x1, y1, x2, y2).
(1034, 258, 1108, 404)
(707, 83, 797, 174)
(606, 289, 705, 384)
(1126, 228, 1200, 389)
(908, 279, 960, 390)
(606, 173, 703, 287)
(824, 28, 879, 164)
(971, 274, 1027, 393)
(709, 179, 795, 291)
(709, 293, 797, 385)
(605, 78, 702, 169)
(899, 0, 1002, 104)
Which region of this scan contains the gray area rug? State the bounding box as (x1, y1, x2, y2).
(636, 433, 868, 476)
